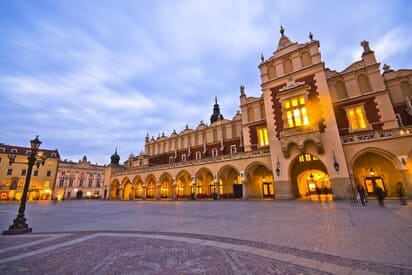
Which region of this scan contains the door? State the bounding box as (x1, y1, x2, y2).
(233, 184, 243, 198)
(364, 177, 386, 195)
(262, 182, 274, 197)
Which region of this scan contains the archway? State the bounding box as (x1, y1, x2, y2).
(217, 165, 241, 199)
(352, 151, 403, 197)
(110, 179, 120, 200)
(145, 175, 157, 199)
(121, 178, 132, 200)
(159, 173, 173, 199)
(132, 176, 143, 199)
(244, 162, 273, 199)
(195, 168, 214, 199)
(290, 153, 332, 201)
(76, 191, 83, 199)
(176, 170, 192, 199)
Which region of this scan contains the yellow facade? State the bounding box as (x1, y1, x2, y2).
(0, 144, 59, 201)
(104, 28, 412, 201)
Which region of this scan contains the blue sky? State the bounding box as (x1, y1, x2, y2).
(1, 0, 411, 165)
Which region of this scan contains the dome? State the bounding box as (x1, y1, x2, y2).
(110, 148, 120, 165)
(210, 97, 224, 124)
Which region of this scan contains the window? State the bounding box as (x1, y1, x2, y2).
(346, 106, 368, 131)
(196, 151, 202, 160)
(335, 80, 348, 100)
(46, 170, 52, 177)
(96, 180, 100, 188)
(257, 127, 269, 147)
(357, 74, 371, 93)
(11, 149, 17, 153)
(169, 156, 174, 164)
(283, 58, 293, 74)
(301, 51, 312, 67)
(7, 169, 13, 176)
(59, 179, 64, 187)
(395, 114, 404, 127)
(181, 154, 186, 162)
(284, 96, 309, 128)
(230, 145, 237, 154)
(212, 148, 218, 158)
(21, 169, 26, 176)
(69, 179, 73, 187)
(79, 179, 83, 187)
(33, 170, 39, 176)
(88, 179, 93, 187)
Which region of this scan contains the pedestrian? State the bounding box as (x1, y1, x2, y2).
(398, 182, 407, 206)
(357, 185, 367, 206)
(375, 185, 385, 207)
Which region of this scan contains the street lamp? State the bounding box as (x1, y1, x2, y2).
(3, 135, 46, 235)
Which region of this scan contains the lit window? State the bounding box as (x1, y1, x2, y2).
(283, 96, 309, 128)
(347, 106, 367, 131)
(257, 127, 269, 146)
(195, 151, 202, 160)
(230, 145, 237, 154)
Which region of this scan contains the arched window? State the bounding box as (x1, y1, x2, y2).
(213, 129, 218, 142)
(283, 58, 293, 74)
(357, 74, 372, 93)
(301, 51, 312, 67)
(268, 65, 276, 79)
(232, 124, 237, 138)
(335, 80, 348, 99)
(400, 81, 412, 98)
(248, 107, 255, 122)
(260, 103, 266, 119)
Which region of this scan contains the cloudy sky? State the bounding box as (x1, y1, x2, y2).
(1, 0, 411, 165)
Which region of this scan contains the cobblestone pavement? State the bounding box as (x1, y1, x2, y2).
(0, 200, 411, 274)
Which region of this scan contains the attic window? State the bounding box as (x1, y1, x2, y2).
(51, 153, 57, 157)
(11, 149, 17, 153)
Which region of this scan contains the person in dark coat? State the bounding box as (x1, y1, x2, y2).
(375, 185, 385, 207)
(357, 185, 367, 206)
(398, 182, 407, 205)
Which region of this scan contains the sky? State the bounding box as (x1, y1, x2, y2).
(1, 0, 411, 165)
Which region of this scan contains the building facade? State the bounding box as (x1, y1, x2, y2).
(105, 28, 412, 201)
(53, 156, 105, 200)
(0, 143, 59, 201)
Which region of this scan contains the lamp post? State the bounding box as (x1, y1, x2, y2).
(3, 135, 45, 235)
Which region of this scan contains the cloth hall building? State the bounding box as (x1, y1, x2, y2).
(104, 28, 412, 201)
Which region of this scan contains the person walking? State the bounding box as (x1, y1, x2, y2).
(375, 185, 385, 207)
(357, 185, 367, 206)
(398, 182, 407, 205)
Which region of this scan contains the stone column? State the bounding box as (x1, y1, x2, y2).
(172, 179, 177, 200)
(118, 188, 123, 200)
(242, 180, 247, 199)
(215, 181, 220, 199)
(130, 187, 136, 200)
(142, 186, 147, 200)
(156, 182, 161, 200)
(401, 169, 412, 198)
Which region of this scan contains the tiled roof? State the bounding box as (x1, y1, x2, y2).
(0, 143, 60, 158)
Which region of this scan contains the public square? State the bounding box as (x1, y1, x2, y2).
(0, 200, 411, 274)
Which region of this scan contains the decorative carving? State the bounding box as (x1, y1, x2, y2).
(361, 40, 372, 55)
(279, 79, 306, 92)
(309, 31, 313, 41)
(260, 54, 264, 63)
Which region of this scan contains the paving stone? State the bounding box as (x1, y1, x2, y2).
(318, 262, 354, 274)
(291, 256, 321, 269)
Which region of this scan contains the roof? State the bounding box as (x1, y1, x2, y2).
(0, 143, 60, 158)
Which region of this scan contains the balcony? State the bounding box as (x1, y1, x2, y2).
(279, 124, 323, 158)
(341, 126, 412, 144)
(112, 149, 271, 177)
